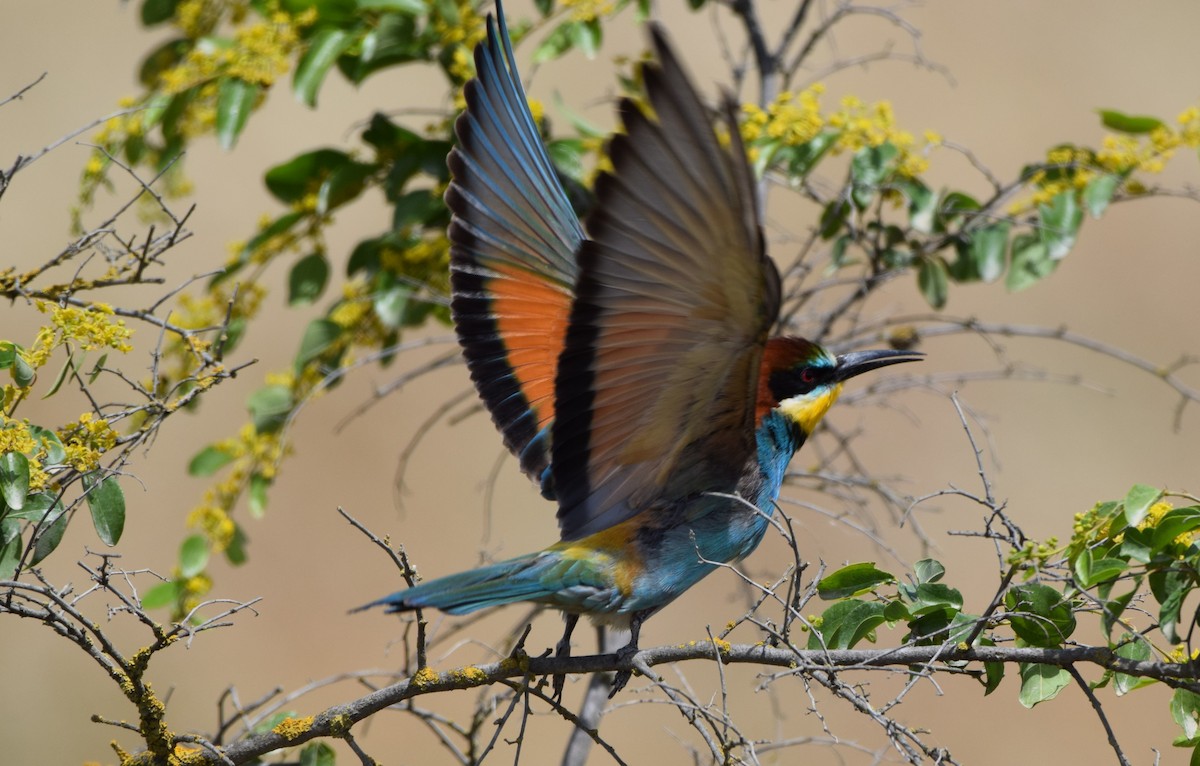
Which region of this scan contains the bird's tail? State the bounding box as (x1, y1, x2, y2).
(356, 553, 551, 616)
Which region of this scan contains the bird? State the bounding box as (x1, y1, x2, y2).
(360, 0, 922, 693)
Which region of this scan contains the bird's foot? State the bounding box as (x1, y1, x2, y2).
(608, 642, 655, 697)
(551, 614, 579, 704)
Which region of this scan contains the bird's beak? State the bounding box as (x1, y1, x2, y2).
(833, 349, 924, 382)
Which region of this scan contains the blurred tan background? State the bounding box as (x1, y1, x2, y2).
(3, 1, 1200, 763)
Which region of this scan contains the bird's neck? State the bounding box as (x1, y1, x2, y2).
(753, 408, 808, 503)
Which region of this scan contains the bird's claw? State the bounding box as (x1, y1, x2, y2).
(608, 643, 655, 697)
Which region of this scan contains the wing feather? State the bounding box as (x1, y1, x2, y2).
(552, 26, 781, 540)
(447, 7, 583, 483)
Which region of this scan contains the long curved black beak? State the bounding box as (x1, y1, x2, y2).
(834, 349, 924, 382)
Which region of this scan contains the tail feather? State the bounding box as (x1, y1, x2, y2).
(357, 554, 550, 616)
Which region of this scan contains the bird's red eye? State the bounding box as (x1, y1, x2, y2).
(799, 368, 816, 384)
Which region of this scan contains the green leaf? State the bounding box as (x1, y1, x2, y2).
(1018, 663, 1070, 708)
(139, 38, 191, 87)
(1150, 567, 1191, 644)
(299, 742, 336, 766)
(905, 582, 964, 617)
(1038, 191, 1082, 260)
(349, 13, 419, 82)
(85, 474, 126, 546)
(0, 343, 14, 369)
(141, 0, 180, 25)
(88, 353, 108, 384)
(1173, 689, 1200, 740)
(937, 191, 981, 230)
(225, 522, 248, 565)
(0, 452, 31, 511)
(983, 662, 1005, 695)
(1006, 233, 1056, 292)
(807, 599, 887, 650)
(179, 534, 209, 578)
(1113, 633, 1153, 695)
(1083, 173, 1121, 218)
(567, 18, 602, 59)
(900, 179, 936, 234)
(141, 580, 181, 610)
(188, 446, 235, 477)
(247, 385, 293, 434)
(819, 199, 850, 240)
(547, 139, 586, 184)
(849, 142, 898, 209)
(295, 318, 343, 372)
(266, 149, 352, 204)
(1119, 526, 1154, 564)
(358, 0, 426, 12)
(318, 160, 376, 215)
(917, 257, 948, 309)
(1101, 588, 1137, 637)
(882, 599, 910, 622)
(4, 492, 60, 521)
(216, 77, 259, 150)
(390, 188, 443, 229)
(0, 520, 21, 578)
(41, 352, 73, 399)
(1005, 583, 1076, 647)
(1152, 507, 1200, 551)
(30, 507, 69, 565)
(914, 559, 945, 584)
(295, 28, 356, 107)
(533, 22, 574, 63)
(1122, 483, 1161, 527)
(969, 222, 1009, 283)
(1073, 550, 1127, 588)
(1099, 109, 1164, 134)
(249, 473, 270, 519)
(785, 131, 837, 178)
(288, 253, 331, 306)
(817, 562, 897, 600)
(373, 284, 411, 330)
(12, 353, 35, 387)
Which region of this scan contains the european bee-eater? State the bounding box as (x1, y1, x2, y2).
(362, 2, 922, 691)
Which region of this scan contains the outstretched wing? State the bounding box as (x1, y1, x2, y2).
(446, 4, 584, 485)
(551, 26, 781, 541)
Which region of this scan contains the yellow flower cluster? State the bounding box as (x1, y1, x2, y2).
(1168, 644, 1200, 664)
(742, 85, 826, 149)
(177, 568, 214, 614)
(562, 0, 618, 23)
(741, 89, 935, 178)
(174, 0, 248, 39)
(25, 302, 134, 371)
(59, 413, 118, 473)
(0, 418, 50, 491)
(187, 422, 288, 550)
(830, 96, 930, 176)
(1012, 104, 1200, 214)
(433, 0, 486, 83)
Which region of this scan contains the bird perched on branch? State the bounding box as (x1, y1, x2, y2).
(361, 0, 922, 692)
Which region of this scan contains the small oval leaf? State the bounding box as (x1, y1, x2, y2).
(85, 474, 126, 546)
(0, 452, 31, 511)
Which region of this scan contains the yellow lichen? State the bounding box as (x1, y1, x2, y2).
(411, 667, 440, 688)
(272, 715, 315, 741)
(451, 665, 488, 685)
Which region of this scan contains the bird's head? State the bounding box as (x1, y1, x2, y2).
(757, 337, 923, 436)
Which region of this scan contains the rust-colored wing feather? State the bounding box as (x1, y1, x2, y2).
(447, 10, 583, 484)
(551, 26, 781, 541)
